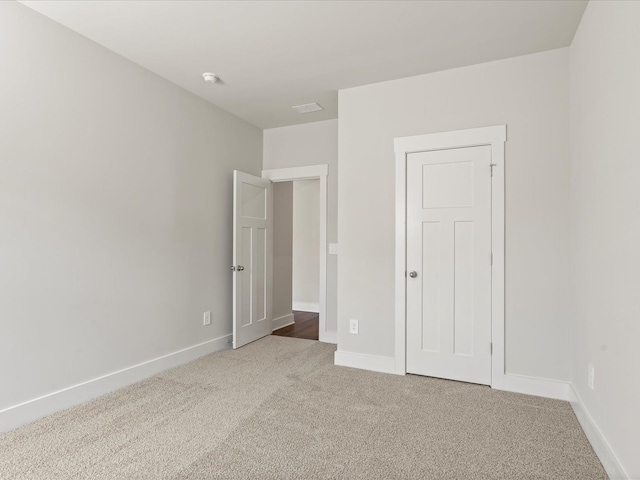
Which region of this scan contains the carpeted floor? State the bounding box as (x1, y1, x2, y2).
(0, 336, 607, 479)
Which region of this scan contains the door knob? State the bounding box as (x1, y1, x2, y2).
(231, 265, 245, 272)
(409, 271, 418, 278)
(237, 265, 245, 271)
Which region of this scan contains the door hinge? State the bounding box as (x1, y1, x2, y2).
(490, 163, 497, 177)
(490, 342, 493, 354)
(490, 252, 493, 265)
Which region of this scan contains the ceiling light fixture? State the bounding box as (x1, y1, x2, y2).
(202, 72, 219, 84)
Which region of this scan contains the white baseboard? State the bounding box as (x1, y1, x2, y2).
(569, 384, 629, 480)
(272, 313, 295, 331)
(0, 334, 232, 433)
(292, 302, 319, 313)
(319, 330, 337, 345)
(334, 350, 399, 375)
(494, 373, 570, 401)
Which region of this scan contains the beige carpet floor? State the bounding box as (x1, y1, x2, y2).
(0, 336, 606, 479)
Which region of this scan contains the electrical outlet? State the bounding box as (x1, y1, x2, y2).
(203, 311, 211, 326)
(588, 364, 595, 390)
(349, 319, 359, 334)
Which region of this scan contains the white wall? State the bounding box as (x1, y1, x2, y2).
(263, 119, 338, 332)
(272, 182, 294, 324)
(292, 180, 320, 311)
(338, 48, 570, 381)
(0, 2, 262, 412)
(569, 1, 640, 477)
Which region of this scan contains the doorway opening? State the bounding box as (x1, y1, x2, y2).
(261, 164, 331, 343)
(271, 179, 321, 341)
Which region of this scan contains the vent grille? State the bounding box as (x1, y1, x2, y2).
(292, 102, 324, 114)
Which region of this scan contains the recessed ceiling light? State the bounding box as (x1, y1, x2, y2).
(202, 72, 219, 84)
(292, 103, 324, 114)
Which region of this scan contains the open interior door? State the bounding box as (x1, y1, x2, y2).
(233, 171, 272, 348)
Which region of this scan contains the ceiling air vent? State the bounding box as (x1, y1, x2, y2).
(292, 102, 324, 114)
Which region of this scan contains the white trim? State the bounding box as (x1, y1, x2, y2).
(272, 313, 295, 331)
(489, 138, 506, 389)
(262, 165, 336, 345)
(394, 145, 408, 375)
(394, 125, 508, 386)
(569, 385, 629, 480)
(262, 164, 328, 182)
(394, 125, 507, 154)
(334, 351, 399, 375)
(494, 373, 569, 401)
(292, 302, 320, 313)
(320, 330, 337, 345)
(0, 334, 232, 433)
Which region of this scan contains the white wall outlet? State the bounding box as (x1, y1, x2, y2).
(349, 319, 359, 334)
(329, 243, 339, 255)
(203, 311, 211, 326)
(588, 363, 595, 390)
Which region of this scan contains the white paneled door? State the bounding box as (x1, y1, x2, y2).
(233, 171, 272, 349)
(406, 146, 492, 385)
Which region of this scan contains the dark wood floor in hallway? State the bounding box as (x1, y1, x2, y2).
(272, 311, 319, 340)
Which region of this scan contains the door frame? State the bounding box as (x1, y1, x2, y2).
(394, 125, 506, 388)
(262, 164, 334, 344)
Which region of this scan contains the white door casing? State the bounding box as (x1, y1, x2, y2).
(395, 125, 506, 388)
(262, 164, 335, 344)
(233, 170, 273, 349)
(406, 146, 492, 385)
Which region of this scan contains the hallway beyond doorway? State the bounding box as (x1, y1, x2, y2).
(272, 311, 319, 340)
